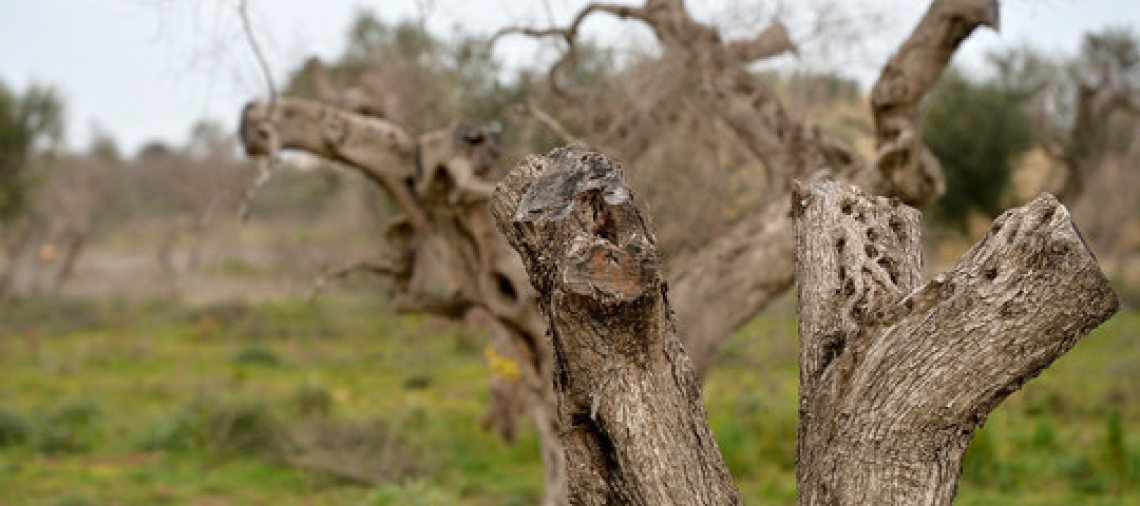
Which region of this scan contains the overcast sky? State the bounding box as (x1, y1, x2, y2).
(1, 0, 1137, 155)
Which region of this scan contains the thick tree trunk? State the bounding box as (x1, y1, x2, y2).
(491, 146, 741, 505)
(792, 179, 1118, 504)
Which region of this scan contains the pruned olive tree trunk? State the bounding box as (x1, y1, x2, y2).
(792, 179, 1118, 504)
(492, 145, 742, 505)
(492, 146, 1117, 504)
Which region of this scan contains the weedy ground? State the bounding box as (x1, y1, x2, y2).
(1, 292, 1138, 505)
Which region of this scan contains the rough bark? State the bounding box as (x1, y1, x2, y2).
(491, 145, 741, 505)
(792, 179, 1118, 505)
(241, 98, 567, 506)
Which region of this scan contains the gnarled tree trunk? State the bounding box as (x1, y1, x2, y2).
(240, 99, 568, 506)
(792, 179, 1118, 504)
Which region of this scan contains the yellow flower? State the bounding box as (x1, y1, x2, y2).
(484, 346, 520, 381)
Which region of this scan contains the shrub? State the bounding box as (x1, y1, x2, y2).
(290, 381, 333, 418)
(231, 343, 282, 366)
(139, 398, 291, 459)
(923, 66, 1034, 232)
(36, 400, 101, 454)
(0, 408, 30, 446)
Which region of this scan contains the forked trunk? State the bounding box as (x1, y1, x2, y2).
(792, 179, 1118, 504)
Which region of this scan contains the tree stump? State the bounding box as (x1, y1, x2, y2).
(792, 178, 1119, 505)
(491, 146, 742, 505)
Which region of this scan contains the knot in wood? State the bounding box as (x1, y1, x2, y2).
(563, 237, 655, 302)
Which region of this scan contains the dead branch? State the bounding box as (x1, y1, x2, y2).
(516, 100, 580, 144)
(306, 259, 405, 303)
(236, 0, 280, 220)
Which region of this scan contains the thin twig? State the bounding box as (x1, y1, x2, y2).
(487, 3, 648, 96)
(236, 0, 279, 221)
(520, 100, 580, 144)
(239, 0, 276, 106)
(306, 260, 400, 303)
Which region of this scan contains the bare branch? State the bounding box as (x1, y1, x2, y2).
(238, 0, 277, 105)
(238, 139, 277, 221)
(489, 3, 649, 96)
(239, 98, 428, 230)
(489, 2, 647, 47)
(236, 0, 280, 220)
(869, 0, 999, 205)
(516, 100, 580, 144)
(306, 259, 405, 303)
(726, 21, 797, 62)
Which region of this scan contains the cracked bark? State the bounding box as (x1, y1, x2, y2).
(792, 179, 1118, 505)
(491, 146, 741, 506)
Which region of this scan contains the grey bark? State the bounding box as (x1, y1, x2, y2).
(491, 146, 741, 506)
(792, 179, 1118, 505)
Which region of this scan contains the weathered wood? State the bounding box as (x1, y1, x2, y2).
(492, 146, 741, 506)
(793, 179, 1119, 505)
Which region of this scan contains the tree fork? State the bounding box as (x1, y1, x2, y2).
(492, 146, 741, 505)
(792, 178, 1118, 504)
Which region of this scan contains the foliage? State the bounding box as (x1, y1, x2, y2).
(232, 342, 283, 366)
(0, 78, 64, 223)
(285, 10, 521, 134)
(1082, 27, 1140, 74)
(923, 66, 1035, 232)
(0, 409, 30, 446)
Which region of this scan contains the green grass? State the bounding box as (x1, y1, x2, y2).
(1, 295, 1138, 504)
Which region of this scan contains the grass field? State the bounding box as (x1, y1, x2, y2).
(1, 293, 1137, 505)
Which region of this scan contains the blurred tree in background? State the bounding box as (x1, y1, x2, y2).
(285, 11, 519, 135)
(923, 66, 1035, 232)
(0, 78, 64, 224)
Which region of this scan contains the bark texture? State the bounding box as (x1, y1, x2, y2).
(792, 179, 1119, 505)
(491, 146, 741, 506)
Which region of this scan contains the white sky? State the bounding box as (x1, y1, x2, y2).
(1, 0, 1137, 155)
